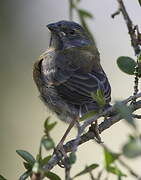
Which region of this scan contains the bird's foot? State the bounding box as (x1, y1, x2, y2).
(53, 143, 68, 168)
(89, 121, 103, 144)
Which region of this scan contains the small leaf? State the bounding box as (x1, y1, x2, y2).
(0, 175, 7, 180)
(138, 0, 141, 6)
(73, 164, 99, 178)
(44, 117, 50, 130)
(117, 56, 136, 75)
(114, 102, 136, 129)
(80, 110, 97, 121)
(46, 122, 57, 132)
(19, 171, 31, 180)
(44, 117, 57, 132)
(104, 148, 120, 169)
(42, 138, 55, 150)
(16, 150, 35, 165)
(78, 9, 93, 18)
(108, 166, 126, 177)
(40, 155, 51, 166)
(68, 152, 76, 165)
(44, 172, 61, 180)
(91, 89, 106, 107)
(23, 162, 33, 170)
(122, 137, 141, 158)
(138, 53, 141, 63)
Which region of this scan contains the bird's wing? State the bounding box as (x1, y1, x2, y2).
(41, 47, 111, 105)
(40, 48, 79, 86)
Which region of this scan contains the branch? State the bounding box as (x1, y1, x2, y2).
(43, 93, 141, 172)
(112, 0, 141, 55)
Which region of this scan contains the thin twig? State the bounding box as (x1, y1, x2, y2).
(69, 0, 73, 21)
(89, 171, 96, 180)
(113, 0, 140, 55)
(118, 158, 140, 179)
(132, 114, 141, 119)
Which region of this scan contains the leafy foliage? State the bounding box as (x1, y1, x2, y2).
(42, 137, 55, 150)
(117, 56, 136, 75)
(0, 175, 7, 180)
(80, 110, 97, 121)
(138, 0, 141, 6)
(16, 150, 35, 166)
(117, 56, 141, 76)
(19, 171, 31, 180)
(68, 152, 77, 165)
(114, 102, 136, 129)
(44, 117, 57, 133)
(122, 135, 141, 158)
(103, 148, 126, 177)
(91, 89, 106, 108)
(73, 164, 99, 178)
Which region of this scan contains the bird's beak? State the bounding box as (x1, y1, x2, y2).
(47, 23, 59, 33)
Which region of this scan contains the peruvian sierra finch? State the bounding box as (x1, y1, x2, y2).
(33, 20, 111, 139)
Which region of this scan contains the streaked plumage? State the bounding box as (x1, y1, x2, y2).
(33, 20, 111, 122)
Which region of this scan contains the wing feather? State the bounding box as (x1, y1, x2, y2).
(40, 48, 111, 105)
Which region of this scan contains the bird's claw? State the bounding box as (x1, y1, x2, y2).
(53, 144, 68, 168)
(89, 122, 103, 144)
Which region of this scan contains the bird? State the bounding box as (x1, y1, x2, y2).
(33, 20, 111, 146)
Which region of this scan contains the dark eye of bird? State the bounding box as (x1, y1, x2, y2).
(69, 29, 75, 35)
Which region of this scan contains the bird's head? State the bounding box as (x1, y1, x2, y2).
(47, 20, 93, 50)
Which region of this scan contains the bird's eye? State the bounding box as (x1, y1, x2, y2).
(69, 29, 75, 35)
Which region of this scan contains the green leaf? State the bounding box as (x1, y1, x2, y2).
(108, 166, 126, 177)
(138, 53, 141, 63)
(44, 172, 61, 180)
(91, 89, 106, 107)
(78, 9, 93, 19)
(42, 138, 55, 150)
(0, 175, 7, 180)
(23, 162, 33, 171)
(19, 171, 31, 180)
(138, 0, 141, 6)
(104, 148, 120, 169)
(40, 155, 51, 166)
(80, 110, 97, 121)
(47, 122, 57, 132)
(117, 56, 136, 75)
(44, 117, 57, 132)
(16, 150, 35, 165)
(122, 137, 141, 158)
(68, 152, 76, 165)
(73, 164, 99, 178)
(114, 102, 136, 129)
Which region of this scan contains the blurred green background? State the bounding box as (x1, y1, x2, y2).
(1, 0, 141, 179)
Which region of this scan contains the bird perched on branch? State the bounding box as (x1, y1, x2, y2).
(33, 20, 111, 145)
